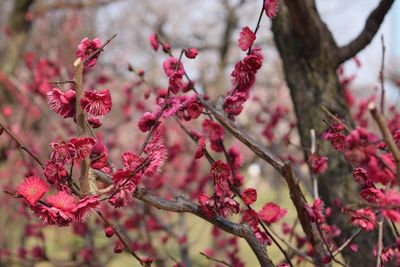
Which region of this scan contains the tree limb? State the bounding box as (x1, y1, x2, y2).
(338, 0, 395, 64)
(94, 169, 274, 267)
(200, 98, 330, 265)
(133, 188, 274, 267)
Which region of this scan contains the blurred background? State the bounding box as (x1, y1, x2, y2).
(0, 0, 399, 266)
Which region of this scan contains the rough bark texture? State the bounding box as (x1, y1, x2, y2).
(0, 0, 34, 105)
(272, 1, 395, 266)
(0, 0, 34, 75)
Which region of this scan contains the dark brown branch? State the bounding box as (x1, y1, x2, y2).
(338, 0, 395, 64)
(282, 0, 336, 55)
(133, 188, 275, 267)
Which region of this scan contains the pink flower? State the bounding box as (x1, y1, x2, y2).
(187, 102, 202, 119)
(149, 33, 159, 51)
(194, 138, 206, 159)
(121, 152, 141, 170)
(168, 73, 184, 94)
(104, 226, 114, 238)
(70, 137, 96, 161)
(210, 160, 231, 183)
(231, 61, 256, 92)
(330, 132, 346, 151)
(242, 209, 259, 229)
(138, 112, 158, 132)
(224, 92, 247, 118)
(352, 167, 373, 186)
(305, 198, 325, 223)
(242, 188, 257, 205)
(144, 133, 167, 176)
(264, 0, 279, 19)
(47, 191, 76, 212)
(17, 176, 48, 206)
(254, 228, 272, 245)
(360, 187, 383, 204)
(243, 49, 263, 72)
(44, 161, 67, 184)
(238, 27, 256, 51)
(76, 37, 101, 68)
(308, 153, 328, 174)
(33, 204, 73, 227)
(350, 208, 376, 231)
(377, 190, 400, 222)
(184, 48, 198, 59)
(87, 117, 102, 128)
(72, 196, 99, 221)
(90, 141, 108, 170)
(80, 89, 112, 116)
(202, 119, 224, 141)
(228, 146, 243, 170)
(47, 88, 76, 118)
(162, 57, 185, 77)
(109, 184, 135, 208)
(199, 194, 216, 217)
(50, 141, 76, 164)
(259, 202, 287, 224)
(219, 197, 240, 217)
(162, 42, 171, 53)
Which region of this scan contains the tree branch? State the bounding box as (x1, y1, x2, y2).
(133, 188, 275, 267)
(73, 58, 90, 196)
(199, 98, 329, 265)
(338, 0, 395, 64)
(94, 170, 274, 267)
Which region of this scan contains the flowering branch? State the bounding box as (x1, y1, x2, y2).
(196, 98, 329, 264)
(133, 187, 275, 267)
(96, 211, 150, 267)
(73, 57, 91, 196)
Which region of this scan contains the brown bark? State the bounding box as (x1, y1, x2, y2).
(271, 1, 395, 266)
(0, 0, 34, 106)
(0, 0, 34, 75)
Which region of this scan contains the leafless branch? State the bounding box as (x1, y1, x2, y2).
(338, 0, 395, 64)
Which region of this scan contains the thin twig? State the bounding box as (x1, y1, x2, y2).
(332, 229, 362, 257)
(137, 49, 185, 156)
(96, 211, 149, 267)
(315, 223, 346, 267)
(47, 80, 75, 85)
(200, 252, 232, 267)
(0, 122, 44, 169)
(376, 219, 384, 267)
(379, 35, 386, 114)
(310, 129, 319, 199)
(320, 105, 352, 132)
(83, 34, 117, 65)
(267, 226, 314, 264)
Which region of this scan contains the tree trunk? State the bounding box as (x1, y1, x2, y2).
(1, 0, 34, 74)
(272, 1, 395, 266)
(0, 0, 34, 102)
